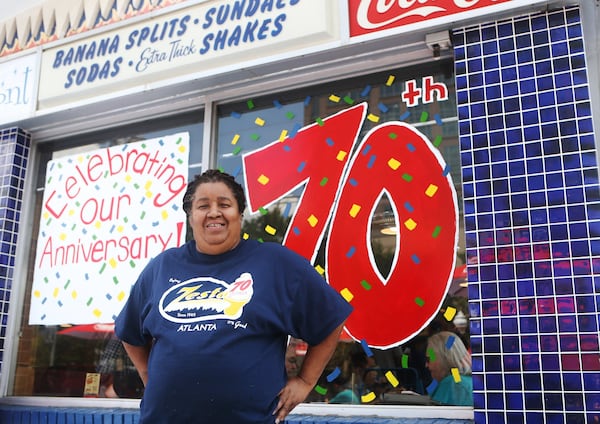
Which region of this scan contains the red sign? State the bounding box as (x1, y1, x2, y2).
(243, 103, 458, 348)
(349, 0, 513, 37)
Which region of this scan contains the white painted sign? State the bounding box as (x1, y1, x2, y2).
(29, 133, 189, 325)
(0, 53, 39, 125)
(38, 0, 338, 108)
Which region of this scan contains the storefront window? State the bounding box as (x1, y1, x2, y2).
(13, 112, 203, 398)
(214, 61, 470, 406)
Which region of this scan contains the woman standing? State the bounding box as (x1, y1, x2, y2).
(115, 169, 352, 423)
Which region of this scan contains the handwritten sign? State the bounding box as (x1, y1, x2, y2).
(243, 101, 458, 348)
(38, 0, 338, 108)
(29, 133, 189, 325)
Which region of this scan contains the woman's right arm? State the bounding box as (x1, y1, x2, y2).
(122, 341, 152, 386)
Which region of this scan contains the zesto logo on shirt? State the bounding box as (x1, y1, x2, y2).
(159, 273, 254, 323)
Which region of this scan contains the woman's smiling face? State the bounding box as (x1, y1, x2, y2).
(188, 181, 242, 255)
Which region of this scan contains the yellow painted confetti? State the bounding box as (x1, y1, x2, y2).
(231, 134, 240, 145)
(349, 204, 361, 218)
(307, 214, 319, 227)
(279, 130, 288, 142)
(145, 181, 152, 190)
(117, 225, 124, 233)
(109, 258, 117, 269)
(53, 287, 59, 298)
(387, 158, 401, 170)
(145, 190, 153, 199)
(315, 265, 325, 275)
(69, 209, 75, 216)
(340, 288, 354, 302)
(329, 94, 341, 102)
(255, 117, 265, 126)
(265, 225, 277, 235)
(125, 175, 132, 183)
(385, 371, 399, 387)
(34, 290, 41, 298)
(367, 113, 380, 123)
(404, 218, 417, 230)
(93, 309, 102, 318)
(162, 210, 169, 220)
(336, 150, 348, 161)
(243, 233, 250, 240)
(361, 392, 377, 403)
(257, 174, 270, 185)
(444, 306, 457, 321)
(425, 184, 439, 197)
(95, 221, 102, 229)
(451, 368, 461, 383)
(386, 75, 396, 86)
(59, 233, 67, 241)
(117, 291, 126, 302)
(178, 145, 186, 153)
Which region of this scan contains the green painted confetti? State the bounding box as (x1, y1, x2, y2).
(360, 280, 372, 290)
(247, 100, 255, 109)
(316, 117, 324, 126)
(314, 385, 328, 395)
(389, 132, 397, 140)
(402, 173, 413, 182)
(320, 177, 328, 186)
(64, 280, 71, 290)
(129, 260, 136, 268)
(250, 134, 260, 141)
(433, 135, 443, 147)
(420, 111, 429, 122)
(113, 276, 119, 285)
(258, 207, 268, 215)
(427, 347, 436, 363)
(232, 146, 242, 155)
(86, 297, 93, 306)
(286, 111, 295, 119)
(415, 297, 425, 307)
(99, 263, 106, 274)
(343, 96, 354, 105)
(432, 226, 441, 238)
(401, 354, 409, 368)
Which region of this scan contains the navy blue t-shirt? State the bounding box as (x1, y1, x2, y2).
(115, 239, 352, 423)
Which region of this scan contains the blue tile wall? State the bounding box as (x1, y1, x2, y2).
(454, 6, 600, 424)
(0, 128, 30, 377)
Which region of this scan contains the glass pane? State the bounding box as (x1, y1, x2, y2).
(14, 113, 203, 398)
(215, 60, 470, 406)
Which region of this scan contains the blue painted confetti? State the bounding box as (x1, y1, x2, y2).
(326, 367, 342, 382)
(346, 246, 356, 258)
(361, 339, 374, 357)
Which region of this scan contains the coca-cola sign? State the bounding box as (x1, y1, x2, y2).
(349, 0, 513, 36)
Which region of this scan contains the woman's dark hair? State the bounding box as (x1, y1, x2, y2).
(182, 169, 247, 215)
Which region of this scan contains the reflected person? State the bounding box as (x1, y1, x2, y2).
(426, 331, 473, 406)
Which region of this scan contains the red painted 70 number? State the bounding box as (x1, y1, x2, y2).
(243, 103, 458, 348)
